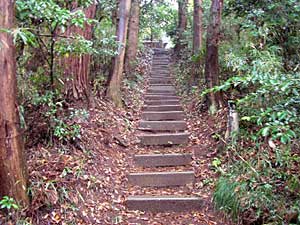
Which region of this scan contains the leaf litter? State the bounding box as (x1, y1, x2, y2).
(0, 49, 233, 225)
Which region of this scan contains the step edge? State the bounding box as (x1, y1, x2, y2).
(129, 171, 194, 176)
(127, 196, 201, 201)
(134, 153, 192, 157)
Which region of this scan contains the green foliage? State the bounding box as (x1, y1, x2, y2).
(32, 91, 86, 142)
(214, 177, 240, 219)
(140, 1, 177, 40)
(56, 36, 96, 56)
(206, 1, 300, 223)
(0, 196, 19, 210)
(15, 0, 99, 92)
(16, 0, 93, 31)
(14, 0, 118, 146)
(214, 144, 300, 224)
(205, 46, 300, 144)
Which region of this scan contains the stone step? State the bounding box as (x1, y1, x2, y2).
(128, 171, 194, 187)
(144, 105, 182, 112)
(150, 75, 171, 78)
(153, 53, 168, 55)
(152, 68, 169, 70)
(149, 84, 174, 87)
(149, 77, 172, 81)
(146, 90, 176, 95)
(138, 120, 187, 131)
(134, 153, 193, 167)
(144, 100, 180, 106)
(153, 55, 168, 57)
(145, 95, 179, 100)
(126, 195, 202, 212)
(153, 61, 169, 63)
(152, 59, 169, 62)
(152, 62, 169, 65)
(150, 77, 171, 80)
(151, 68, 169, 71)
(151, 72, 169, 76)
(147, 91, 176, 95)
(151, 67, 169, 69)
(149, 82, 173, 85)
(151, 69, 169, 71)
(138, 132, 189, 145)
(152, 66, 169, 69)
(149, 86, 175, 91)
(149, 79, 172, 85)
(141, 111, 185, 121)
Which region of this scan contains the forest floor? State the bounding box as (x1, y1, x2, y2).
(1, 50, 233, 225)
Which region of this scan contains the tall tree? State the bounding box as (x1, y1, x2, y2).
(204, 0, 224, 113)
(107, 0, 131, 107)
(193, 0, 203, 54)
(190, 0, 203, 85)
(0, 0, 29, 206)
(61, 3, 97, 106)
(125, 0, 140, 76)
(174, 0, 188, 54)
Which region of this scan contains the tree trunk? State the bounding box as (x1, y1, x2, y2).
(61, 4, 97, 107)
(193, 0, 203, 54)
(204, 0, 224, 114)
(0, 0, 29, 206)
(174, 0, 188, 54)
(190, 0, 203, 86)
(107, 0, 131, 107)
(125, 0, 140, 77)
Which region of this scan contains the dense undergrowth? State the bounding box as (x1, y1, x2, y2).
(0, 47, 152, 224)
(173, 0, 300, 224)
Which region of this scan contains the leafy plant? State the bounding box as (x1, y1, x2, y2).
(0, 196, 19, 210)
(32, 91, 83, 142)
(214, 177, 240, 219)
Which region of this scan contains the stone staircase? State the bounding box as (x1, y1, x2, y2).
(126, 48, 202, 212)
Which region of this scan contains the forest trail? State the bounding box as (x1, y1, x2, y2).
(126, 49, 202, 212)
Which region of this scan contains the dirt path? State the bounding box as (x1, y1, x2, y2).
(1, 49, 233, 225)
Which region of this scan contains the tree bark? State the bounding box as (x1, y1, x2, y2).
(125, 0, 140, 77)
(204, 0, 224, 114)
(190, 0, 203, 85)
(61, 4, 97, 106)
(193, 0, 203, 54)
(107, 0, 131, 107)
(0, 0, 29, 206)
(174, 0, 188, 54)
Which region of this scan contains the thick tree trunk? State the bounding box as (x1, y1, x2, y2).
(0, 0, 29, 206)
(193, 0, 203, 54)
(61, 4, 97, 106)
(125, 0, 140, 77)
(204, 0, 224, 114)
(107, 0, 131, 107)
(174, 0, 188, 54)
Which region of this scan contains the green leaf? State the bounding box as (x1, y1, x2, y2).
(261, 127, 270, 137)
(280, 135, 289, 144)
